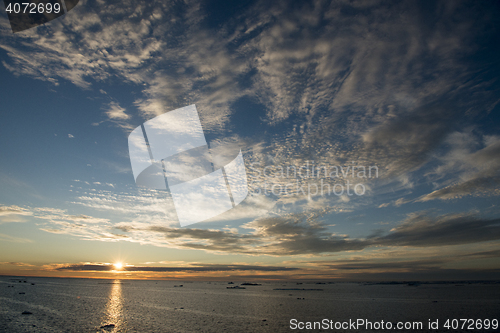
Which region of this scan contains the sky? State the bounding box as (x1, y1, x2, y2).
(0, 0, 499, 281)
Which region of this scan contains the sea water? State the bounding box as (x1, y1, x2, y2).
(1, 277, 499, 332)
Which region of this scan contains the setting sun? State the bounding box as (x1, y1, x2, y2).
(113, 262, 123, 270)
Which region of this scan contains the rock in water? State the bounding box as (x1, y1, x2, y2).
(100, 324, 115, 329)
(22, 311, 32, 315)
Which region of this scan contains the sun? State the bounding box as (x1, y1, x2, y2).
(113, 262, 123, 270)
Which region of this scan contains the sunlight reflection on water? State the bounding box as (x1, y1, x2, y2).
(100, 280, 123, 331)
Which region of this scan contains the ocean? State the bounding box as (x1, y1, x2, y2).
(1, 277, 499, 332)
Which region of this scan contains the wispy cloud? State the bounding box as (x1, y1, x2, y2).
(372, 212, 500, 247)
(54, 262, 298, 272)
(418, 134, 500, 201)
(0, 233, 33, 243)
(101, 101, 134, 130)
(1, 1, 497, 198)
(0, 205, 32, 216)
(0, 205, 33, 224)
(29, 203, 500, 256)
(105, 102, 130, 120)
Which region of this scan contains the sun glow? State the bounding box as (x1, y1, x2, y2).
(113, 262, 123, 270)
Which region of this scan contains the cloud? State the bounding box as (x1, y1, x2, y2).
(240, 210, 367, 255)
(68, 134, 74, 138)
(318, 258, 445, 271)
(23, 206, 119, 241)
(418, 177, 500, 202)
(54, 262, 298, 272)
(108, 209, 500, 255)
(378, 197, 412, 208)
(0, 261, 35, 267)
(306, 256, 500, 280)
(70, 178, 276, 229)
(0, 1, 164, 88)
(71, 188, 179, 226)
(20, 194, 500, 256)
(372, 212, 500, 247)
(0, 205, 32, 224)
(0, 1, 496, 210)
(361, 103, 457, 176)
(114, 223, 259, 252)
(0, 233, 33, 243)
(460, 249, 500, 259)
(2, 0, 493, 131)
(102, 101, 133, 129)
(418, 134, 500, 201)
(0, 205, 32, 216)
(105, 101, 129, 119)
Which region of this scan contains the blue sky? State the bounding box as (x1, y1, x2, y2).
(0, 0, 499, 280)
